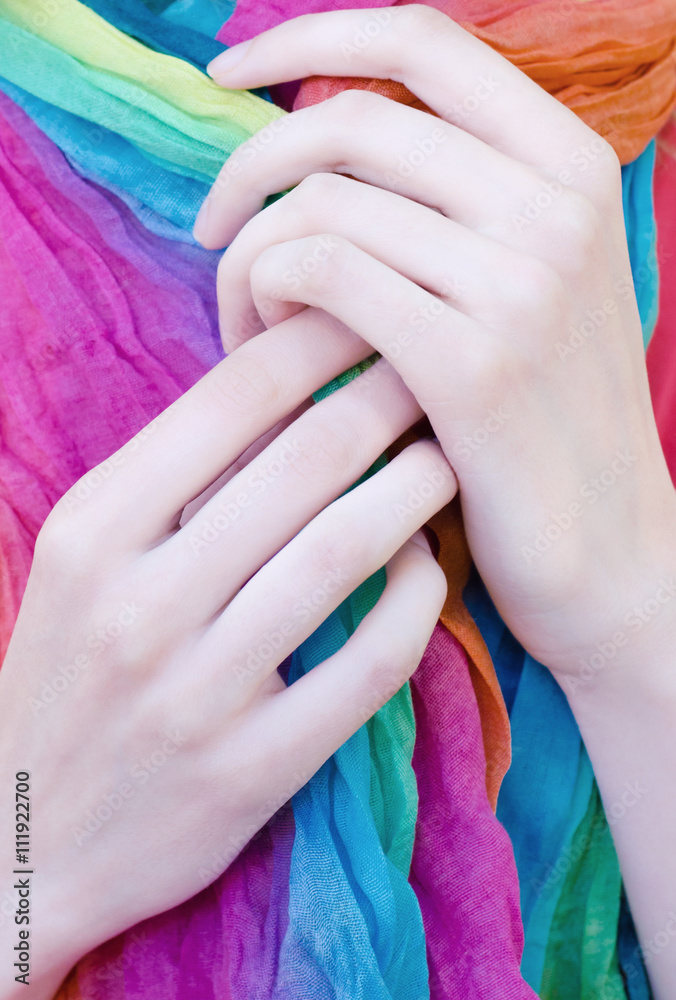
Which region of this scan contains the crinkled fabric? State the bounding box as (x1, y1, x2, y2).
(647, 113, 676, 485)
(79, 0, 226, 69)
(0, 6, 520, 997)
(219, 0, 676, 165)
(0, 0, 670, 997)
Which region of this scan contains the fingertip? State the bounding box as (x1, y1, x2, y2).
(206, 40, 253, 85)
(192, 201, 211, 247)
(388, 530, 448, 618)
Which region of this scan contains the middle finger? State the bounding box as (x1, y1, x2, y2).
(194, 91, 545, 250)
(151, 356, 424, 627)
(217, 171, 533, 350)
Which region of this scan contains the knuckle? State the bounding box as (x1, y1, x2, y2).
(501, 255, 566, 327)
(407, 438, 453, 484)
(35, 499, 102, 574)
(419, 554, 448, 615)
(291, 171, 349, 217)
(291, 234, 351, 299)
(582, 131, 622, 197)
(288, 421, 354, 488)
(308, 509, 363, 584)
(327, 88, 385, 125)
(594, 134, 621, 176)
(249, 242, 282, 286)
(392, 4, 450, 42)
(100, 631, 145, 680)
(457, 338, 519, 401)
(206, 349, 283, 415)
(394, 441, 456, 513)
(363, 637, 420, 704)
(555, 190, 603, 262)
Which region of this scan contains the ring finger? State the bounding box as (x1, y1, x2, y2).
(153, 356, 423, 627)
(216, 171, 537, 349)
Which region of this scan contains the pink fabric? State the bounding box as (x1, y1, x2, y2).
(0, 90, 294, 1000)
(0, 63, 532, 1000)
(410, 625, 535, 998)
(647, 117, 676, 485)
(217, 0, 390, 45)
(218, 2, 535, 994)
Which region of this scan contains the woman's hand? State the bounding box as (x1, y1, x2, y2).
(198, 11, 676, 996)
(196, 6, 676, 688)
(0, 310, 452, 998)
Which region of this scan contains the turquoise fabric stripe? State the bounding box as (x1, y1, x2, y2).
(0, 75, 210, 235)
(622, 140, 659, 345)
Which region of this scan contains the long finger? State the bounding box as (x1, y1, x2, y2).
(205, 7, 593, 173)
(215, 172, 538, 350)
(239, 532, 446, 800)
(193, 89, 544, 250)
(247, 232, 494, 402)
(159, 357, 423, 625)
(197, 439, 456, 692)
(56, 309, 372, 548)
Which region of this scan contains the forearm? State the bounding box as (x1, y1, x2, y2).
(564, 583, 676, 1000)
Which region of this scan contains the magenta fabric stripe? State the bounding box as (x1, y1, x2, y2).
(0, 89, 296, 999)
(0, 29, 532, 997)
(410, 625, 535, 999)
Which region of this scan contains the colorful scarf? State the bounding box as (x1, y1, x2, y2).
(0, 0, 673, 997)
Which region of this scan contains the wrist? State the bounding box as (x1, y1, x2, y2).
(545, 490, 676, 698)
(556, 552, 676, 719)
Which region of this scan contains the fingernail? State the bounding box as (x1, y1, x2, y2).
(193, 197, 210, 243)
(207, 41, 252, 81)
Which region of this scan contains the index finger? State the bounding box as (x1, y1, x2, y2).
(54, 310, 372, 547)
(206, 5, 591, 171)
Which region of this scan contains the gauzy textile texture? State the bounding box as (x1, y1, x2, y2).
(647, 115, 676, 486)
(0, 0, 671, 997)
(219, 0, 676, 165)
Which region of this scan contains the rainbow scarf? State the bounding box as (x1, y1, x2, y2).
(0, 1, 673, 997)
